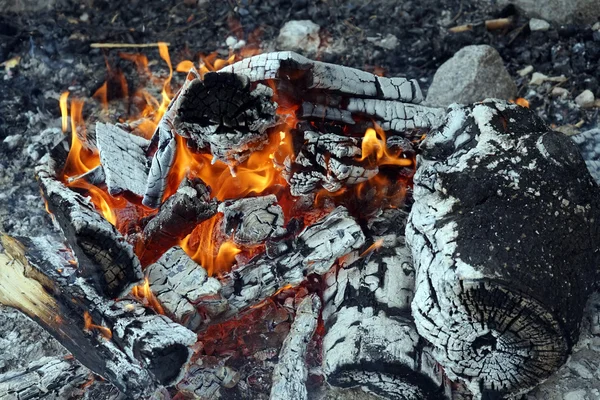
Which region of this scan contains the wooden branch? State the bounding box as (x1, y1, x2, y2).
(270, 294, 321, 400)
(90, 42, 170, 49)
(36, 162, 143, 298)
(407, 100, 600, 397)
(0, 234, 196, 397)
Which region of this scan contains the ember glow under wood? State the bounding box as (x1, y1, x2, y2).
(0, 235, 197, 398)
(406, 100, 600, 397)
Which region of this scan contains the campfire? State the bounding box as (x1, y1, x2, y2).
(1, 45, 599, 400)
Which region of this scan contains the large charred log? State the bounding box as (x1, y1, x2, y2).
(0, 235, 197, 398)
(322, 208, 450, 400)
(406, 100, 600, 397)
(36, 161, 143, 299)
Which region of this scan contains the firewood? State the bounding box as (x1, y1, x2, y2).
(36, 162, 143, 298)
(142, 178, 218, 262)
(322, 208, 451, 400)
(299, 101, 355, 125)
(95, 122, 150, 197)
(66, 164, 106, 186)
(177, 361, 239, 399)
(0, 235, 197, 398)
(0, 356, 89, 399)
(218, 194, 286, 246)
(270, 294, 321, 400)
(406, 100, 600, 397)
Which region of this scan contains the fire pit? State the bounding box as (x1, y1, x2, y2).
(1, 47, 600, 400)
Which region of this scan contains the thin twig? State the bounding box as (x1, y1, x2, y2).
(90, 42, 170, 49)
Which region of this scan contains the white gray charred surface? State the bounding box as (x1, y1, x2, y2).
(0, 235, 197, 398)
(36, 162, 143, 298)
(270, 294, 321, 400)
(95, 122, 150, 197)
(142, 178, 218, 261)
(0, 356, 89, 400)
(192, 206, 364, 331)
(146, 247, 223, 331)
(177, 362, 239, 399)
(407, 100, 600, 397)
(322, 208, 450, 400)
(571, 128, 600, 185)
(218, 195, 286, 246)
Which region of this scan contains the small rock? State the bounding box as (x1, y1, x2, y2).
(575, 90, 595, 109)
(551, 87, 569, 98)
(529, 18, 550, 31)
(2, 134, 22, 150)
(276, 20, 320, 55)
(497, 0, 600, 24)
(225, 36, 246, 50)
(79, 13, 89, 22)
(517, 65, 534, 77)
(563, 389, 587, 400)
(530, 72, 549, 85)
(593, 22, 600, 31)
(425, 45, 517, 107)
(368, 33, 399, 50)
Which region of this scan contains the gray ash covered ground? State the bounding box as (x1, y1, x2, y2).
(1, 0, 600, 399)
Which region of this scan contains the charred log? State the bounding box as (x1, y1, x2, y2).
(177, 361, 239, 399)
(322, 208, 450, 400)
(66, 165, 106, 186)
(95, 123, 150, 197)
(270, 294, 321, 400)
(36, 162, 143, 298)
(218, 195, 286, 246)
(142, 178, 218, 262)
(406, 100, 600, 396)
(0, 235, 197, 397)
(142, 127, 176, 209)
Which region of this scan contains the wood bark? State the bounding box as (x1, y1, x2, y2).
(406, 100, 600, 397)
(0, 234, 197, 398)
(36, 162, 143, 299)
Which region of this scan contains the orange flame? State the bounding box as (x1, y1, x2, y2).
(83, 311, 112, 339)
(359, 238, 384, 258)
(131, 277, 165, 315)
(59, 91, 69, 133)
(359, 127, 412, 167)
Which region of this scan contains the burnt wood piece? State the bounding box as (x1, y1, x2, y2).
(407, 100, 600, 397)
(571, 128, 600, 185)
(219, 51, 424, 104)
(191, 206, 364, 331)
(270, 294, 321, 400)
(283, 131, 378, 196)
(0, 356, 90, 400)
(300, 102, 355, 125)
(36, 162, 143, 298)
(177, 362, 239, 399)
(142, 178, 218, 262)
(95, 122, 150, 197)
(146, 247, 223, 330)
(0, 235, 197, 398)
(218, 194, 286, 246)
(322, 208, 450, 400)
(66, 165, 106, 186)
(173, 72, 277, 164)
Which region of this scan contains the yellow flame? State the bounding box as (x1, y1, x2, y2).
(60, 91, 69, 133)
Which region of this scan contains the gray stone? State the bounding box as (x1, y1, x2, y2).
(276, 20, 321, 55)
(2, 135, 22, 150)
(497, 0, 600, 24)
(529, 18, 551, 31)
(425, 45, 517, 108)
(575, 90, 595, 109)
(368, 33, 399, 50)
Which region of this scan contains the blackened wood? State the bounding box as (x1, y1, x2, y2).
(0, 235, 197, 397)
(322, 208, 450, 400)
(407, 100, 600, 397)
(36, 162, 143, 298)
(142, 178, 218, 262)
(96, 122, 150, 197)
(270, 294, 321, 400)
(146, 247, 223, 330)
(218, 195, 285, 246)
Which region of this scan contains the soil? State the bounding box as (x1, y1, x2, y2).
(1, 0, 599, 399)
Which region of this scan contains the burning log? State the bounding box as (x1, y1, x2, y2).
(270, 294, 321, 400)
(146, 247, 223, 330)
(143, 127, 176, 209)
(142, 178, 218, 262)
(218, 194, 286, 246)
(0, 235, 197, 398)
(322, 208, 450, 400)
(406, 100, 600, 397)
(36, 162, 143, 298)
(189, 206, 364, 330)
(66, 165, 106, 186)
(95, 122, 150, 197)
(0, 356, 89, 400)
